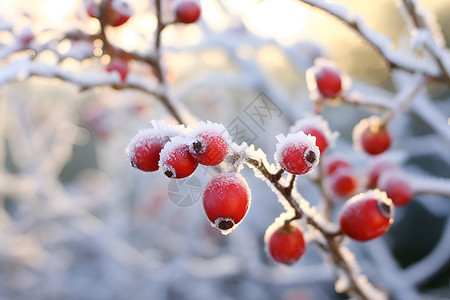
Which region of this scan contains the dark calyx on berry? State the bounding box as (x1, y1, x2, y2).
(218, 219, 234, 230)
(192, 141, 203, 153)
(164, 170, 174, 178)
(377, 201, 391, 218)
(130, 160, 137, 168)
(305, 150, 317, 164)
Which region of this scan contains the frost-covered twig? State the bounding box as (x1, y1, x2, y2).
(296, 0, 447, 81)
(243, 146, 384, 300)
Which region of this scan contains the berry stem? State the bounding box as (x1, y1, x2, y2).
(312, 165, 334, 221)
(244, 152, 382, 300)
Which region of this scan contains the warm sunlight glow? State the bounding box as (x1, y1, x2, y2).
(241, 0, 311, 45)
(42, 0, 77, 24)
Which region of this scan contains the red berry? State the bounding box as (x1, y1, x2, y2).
(324, 155, 351, 176)
(106, 0, 133, 27)
(289, 116, 337, 155)
(378, 174, 413, 206)
(128, 124, 184, 172)
(86, 0, 99, 18)
(266, 223, 306, 265)
(274, 132, 320, 175)
(203, 173, 251, 234)
(302, 127, 328, 154)
(315, 67, 342, 98)
(18, 27, 34, 46)
(353, 117, 391, 155)
(175, 1, 201, 24)
(107, 58, 129, 82)
(339, 190, 394, 241)
(188, 122, 230, 166)
(330, 168, 358, 197)
(367, 161, 396, 189)
(159, 136, 198, 179)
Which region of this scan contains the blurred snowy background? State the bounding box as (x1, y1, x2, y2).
(1, 0, 450, 299)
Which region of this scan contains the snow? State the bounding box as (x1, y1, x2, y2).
(111, 0, 134, 17)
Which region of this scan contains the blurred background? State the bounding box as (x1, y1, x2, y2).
(1, 0, 450, 299)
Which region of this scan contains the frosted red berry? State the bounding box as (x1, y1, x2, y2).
(315, 67, 342, 98)
(128, 129, 168, 172)
(266, 223, 306, 265)
(188, 122, 230, 166)
(354, 117, 391, 155)
(203, 173, 251, 234)
(107, 58, 129, 82)
(274, 132, 320, 175)
(324, 156, 351, 176)
(301, 127, 328, 154)
(106, 0, 133, 27)
(175, 1, 201, 24)
(330, 168, 358, 197)
(367, 161, 396, 189)
(159, 137, 198, 179)
(379, 175, 413, 207)
(289, 116, 336, 155)
(339, 190, 394, 242)
(18, 28, 34, 46)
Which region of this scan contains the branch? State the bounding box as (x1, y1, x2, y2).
(243, 147, 383, 300)
(296, 0, 445, 81)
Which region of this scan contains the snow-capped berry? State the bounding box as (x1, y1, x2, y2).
(289, 116, 338, 154)
(266, 223, 306, 265)
(378, 172, 413, 207)
(128, 129, 168, 172)
(17, 27, 34, 46)
(203, 173, 251, 235)
(107, 58, 129, 82)
(128, 122, 184, 172)
(106, 0, 133, 27)
(187, 121, 230, 166)
(367, 161, 396, 189)
(339, 190, 394, 242)
(315, 67, 342, 98)
(159, 136, 198, 179)
(323, 155, 351, 176)
(274, 132, 320, 175)
(353, 117, 391, 155)
(175, 1, 201, 24)
(330, 168, 358, 197)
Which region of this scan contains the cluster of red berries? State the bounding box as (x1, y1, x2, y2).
(86, 0, 201, 27)
(86, 0, 201, 82)
(366, 160, 413, 206)
(308, 61, 392, 156)
(324, 155, 358, 198)
(266, 119, 336, 264)
(128, 121, 253, 233)
(128, 121, 230, 178)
